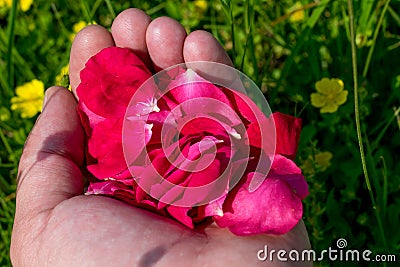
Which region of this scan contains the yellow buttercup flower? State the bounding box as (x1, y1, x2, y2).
(11, 79, 44, 118)
(194, 0, 208, 12)
(1, 0, 33, 12)
(55, 64, 71, 90)
(0, 0, 11, 9)
(73, 21, 87, 33)
(288, 2, 305, 23)
(311, 78, 348, 113)
(301, 151, 333, 175)
(19, 0, 32, 11)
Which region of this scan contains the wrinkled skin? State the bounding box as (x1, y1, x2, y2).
(10, 8, 312, 267)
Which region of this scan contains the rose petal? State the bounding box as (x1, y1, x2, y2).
(86, 180, 137, 205)
(214, 176, 303, 235)
(270, 155, 309, 199)
(167, 205, 194, 228)
(166, 69, 233, 109)
(77, 47, 152, 118)
(273, 112, 302, 160)
(87, 119, 127, 178)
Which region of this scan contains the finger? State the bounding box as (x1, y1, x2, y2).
(111, 8, 152, 69)
(69, 25, 115, 97)
(183, 30, 241, 90)
(183, 30, 232, 66)
(146, 17, 187, 71)
(15, 87, 84, 220)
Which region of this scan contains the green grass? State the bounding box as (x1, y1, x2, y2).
(1, 0, 400, 266)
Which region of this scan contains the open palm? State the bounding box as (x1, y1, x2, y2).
(11, 9, 311, 267)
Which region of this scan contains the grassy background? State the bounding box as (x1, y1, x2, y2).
(1, 0, 400, 266)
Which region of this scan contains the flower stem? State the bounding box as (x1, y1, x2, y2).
(347, 0, 387, 248)
(362, 0, 391, 78)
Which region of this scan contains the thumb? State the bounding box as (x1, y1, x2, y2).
(15, 86, 84, 219)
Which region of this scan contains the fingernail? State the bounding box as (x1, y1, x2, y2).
(42, 91, 49, 110)
(42, 89, 53, 110)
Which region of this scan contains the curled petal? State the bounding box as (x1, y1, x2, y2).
(270, 155, 309, 199)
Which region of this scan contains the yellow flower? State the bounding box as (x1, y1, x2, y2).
(19, 0, 32, 12)
(11, 79, 44, 118)
(55, 64, 71, 90)
(311, 78, 348, 113)
(1, 0, 32, 12)
(194, 0, 208, 12)
(301, 151, 333, 175)
(288, 2, 305, 23)
(1, 0, 12, 9)
(73, 21, 87, 33)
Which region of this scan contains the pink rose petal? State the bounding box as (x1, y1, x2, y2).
(273, 112, 302, 160)
(214, 176, 303, 235)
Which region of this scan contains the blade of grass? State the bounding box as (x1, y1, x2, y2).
(210, 1, 219, 40)
(0, 30, 35, 81)
(296, 101, 309, 118)
(242, 0, 259, 84)
(387, 5, 400, 26)
(379, 156, 388, 219)
(347, 0, 387, 248)
(220, 0, 236, 65)
(239, 28, 251, 73)
(89, 0, 103, 20)
(387, 41, 400, 51)
(371, 106, 400, 150)
(363, 126, 380, 206)
(104, 0, 116, 20)
(274, 0, 330, 103)
(6, 0, 18, 98)
(395, 106, 400, 130)
(0, 130, 16, 165)
(0, 164, 15, 168)
(240, 0, 250, 72)
(362, 0, 391, 78)
(50, 3, 68, 33)
(146, 3, 166, 16)
(80, 1, 92, 22)
(259, 46, 273, 88)
(358, 0, 376, 34)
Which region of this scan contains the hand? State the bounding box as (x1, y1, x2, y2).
(11, 8, 311, 267)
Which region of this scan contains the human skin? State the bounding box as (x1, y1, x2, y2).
(10, 8, 312, 267)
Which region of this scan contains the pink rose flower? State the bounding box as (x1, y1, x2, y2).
(77, 47, 308, 236)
